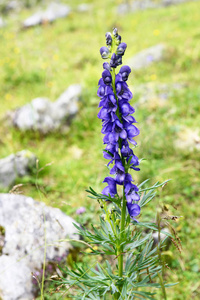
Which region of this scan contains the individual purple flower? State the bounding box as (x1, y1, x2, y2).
(116, 43, 127, 56)
(125, 124, 140, 144)
(128, 155, 140, 171)
(102, 177, 117, 197)
(110, 53, 117, 68)
(103, 143, 119, 162)
(99, 94, 117, 113)
(119, 100, 135, 117)
(119, 65, 131, 81)
(121, 141, 134, 157)
(115, 77, 133, 100)
(125, 181, 140, 203)
(100, 46, 110, 59)
(76, 207, 86, 215)
(102, 118, 127, 144)
(103, 62, 111, 71)
(102, 70, 112, 85)
(110, 153, 125, 184)
(127, 203, 141, 220)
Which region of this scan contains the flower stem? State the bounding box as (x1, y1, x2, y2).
(118, 186, 126, 276)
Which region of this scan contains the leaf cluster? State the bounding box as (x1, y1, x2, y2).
(58, 179, 174, 299)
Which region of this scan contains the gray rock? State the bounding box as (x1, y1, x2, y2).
(127, 44, 166, 70)
(11, 84, 82, 133)
(117, 0, 199, 14)
(0, 16, 5, 28)
(51, 84, 81, 121)
(152, 228, 170, 245)
(0, 150, 37, 188)
(23, 11, 43, 28)
(77, 3, 92, 12)
(0, 255, 33, 300)
(23, 2, 71, 28)
(5, 0, 21, 12)
(0, 193, 79, 299)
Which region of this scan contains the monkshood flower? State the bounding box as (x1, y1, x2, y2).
(98, 28, 141, 221)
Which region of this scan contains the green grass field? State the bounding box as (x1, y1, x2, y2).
(0, 0, 200, 298)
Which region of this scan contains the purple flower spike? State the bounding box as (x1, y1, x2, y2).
(100, 47, 110, 59)
(98, 29, 141, 221)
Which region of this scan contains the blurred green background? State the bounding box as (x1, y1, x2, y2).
(0, 0, 200, 299)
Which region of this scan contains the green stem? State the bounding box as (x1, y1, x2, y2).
(118, 186, 126, 277)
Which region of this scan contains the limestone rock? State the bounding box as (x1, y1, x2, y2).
(23, 2, 71, 28)
(0, 193, 80, 299)
(0, 255, 33, 300)
(127, 44, 166, 70)
(0, 16, 5, 28)
(11, 84, 82, 133)
(117, 0, 199, 14)
(77, 3, 92, 12)
(0, 150, 37, 188)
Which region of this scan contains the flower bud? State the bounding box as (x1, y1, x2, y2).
(113, 27, 118, 37)
(116, 43, 127, 56)
(116, 34, 121, 46)
(100, 46, 110, 59)
(116, 219, 120, 226)
(110, 53, 117, 68)
(116, 55, 122, 66)
(105, 32, 112, 46)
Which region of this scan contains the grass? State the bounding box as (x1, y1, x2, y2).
(0, 0, 200, 298)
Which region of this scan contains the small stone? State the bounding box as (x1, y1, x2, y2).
(0, 17, 6, 28)
(23, 2, 71, 28)
(117, 0, 197, 14)
(77, 3, 91, 12)
(0, 150, 37, 188)
(9, 84, 82, 134)
(152, 228, 170, 245)
(127, 44, 166, 70)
